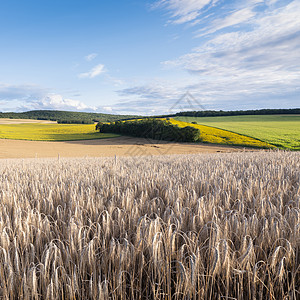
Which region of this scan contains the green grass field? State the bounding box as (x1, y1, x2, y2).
(0, 123, 120, 141)
(174, 115, 300, 150)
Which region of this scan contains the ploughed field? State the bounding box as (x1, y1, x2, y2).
(0, 137, 243, 159)
(174, 115, 300, 150)
(0, 151, 299, 299)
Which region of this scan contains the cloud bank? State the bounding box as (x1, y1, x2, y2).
(0, 84, 97, 112)
(117, 0, 300, 113)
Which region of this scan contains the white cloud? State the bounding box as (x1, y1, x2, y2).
(78, 64, 105, 79)
(266, 0, 280, 4)
(85, 53, 98, 61)
(31, 94, 96, 111)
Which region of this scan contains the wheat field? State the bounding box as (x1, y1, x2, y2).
(0, 152, 299, 299)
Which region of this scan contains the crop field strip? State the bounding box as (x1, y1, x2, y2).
(0, 151, 299, 299)
(169, 118, 273, 148)
(0, 123, 120, 141)
(174, 115, 300, 150)
(0, 118, 57, 125)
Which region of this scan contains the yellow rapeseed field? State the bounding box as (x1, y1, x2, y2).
(0, 123, 119, 141)
(168, 118, 273, 148)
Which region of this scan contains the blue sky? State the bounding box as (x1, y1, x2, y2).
(0, 0, 299, 115)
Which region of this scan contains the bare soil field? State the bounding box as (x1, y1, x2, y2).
(0, 136, 246, 158)
(0, 118, 56, 124)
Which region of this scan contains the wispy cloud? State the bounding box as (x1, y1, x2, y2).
(119, 82, 180, 100)
(153, 0, 214, 24)
(154, 0, 281, 33)
(78, 64, 105, 79)
(116, 81, 210, 115)
(196, 7, 256, 37)
(0, 83, 46, 102)
(85, 53, 98, 61)
(166, 1, 300, 77)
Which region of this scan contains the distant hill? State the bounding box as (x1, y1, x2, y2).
(0, 110, 139, 123)
(1, 108, 299, 124)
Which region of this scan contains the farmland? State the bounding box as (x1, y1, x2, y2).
(0, 123, 119, 141)
(0, 118, 274, 150)
(0, 151, 298, 299)
(174, 115, 300, 150)
(0, 118, 249, 159)
(0, 115, 297, 151)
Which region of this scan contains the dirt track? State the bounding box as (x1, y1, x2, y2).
(0, 136, 249, 159)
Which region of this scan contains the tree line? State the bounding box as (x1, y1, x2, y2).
(96, 118, 200, 142)
(170, 108, 300, 118)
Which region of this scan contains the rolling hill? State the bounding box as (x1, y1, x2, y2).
(0, 110, 138, 123)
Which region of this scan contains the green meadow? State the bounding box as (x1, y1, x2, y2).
(174, 115, 300, 150)
(0, 123, 120, 141)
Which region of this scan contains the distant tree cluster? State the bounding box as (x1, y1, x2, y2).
(171, 108, 300, 118)
(96, 118, 200, 142)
